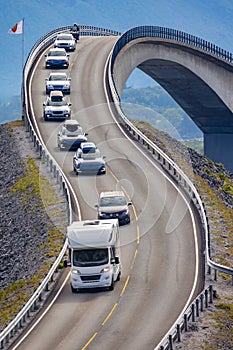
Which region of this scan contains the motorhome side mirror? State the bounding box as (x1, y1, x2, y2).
(115, 256, 120, 264)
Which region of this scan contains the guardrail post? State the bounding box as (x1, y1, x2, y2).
(196, 299, 199, 317)
(200, 293, 204, 312)
(205, 289, 208, 308)
(214, 269, 217, 281)
(209, 285, 213, 304)
(184, 313, 188, 331)
(191, 304, 195, 322)
(169, 334, 173, 349)
(176, 324, 181, 342)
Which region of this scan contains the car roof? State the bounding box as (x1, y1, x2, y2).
(49, 48, 66, 53)
(81, 142, 96, 149)
(50, 91, 63, 97)
(63, 119, 79, 126)
(56, 33, 74, 38)
(99, 191, 125, 198)
(49, 72, 67, 77)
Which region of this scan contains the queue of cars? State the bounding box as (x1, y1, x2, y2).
(43, 31, 131, 225)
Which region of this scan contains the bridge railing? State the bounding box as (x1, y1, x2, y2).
(0, 24, 120, 350)
(111, 25, 233, 76)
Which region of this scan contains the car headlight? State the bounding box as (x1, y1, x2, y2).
(101, 267, 110, 273)
(99, 211, 107, 217)
(121, 210, 129, 216)
(71, 269, 80, 274)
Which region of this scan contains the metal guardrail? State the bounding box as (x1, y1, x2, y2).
(0, 24, 120, 350)
(107, 26, 233, 349)
(111, 25, 233, 74)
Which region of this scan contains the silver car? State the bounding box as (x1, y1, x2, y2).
(57, 120, 88, 150)
(96, 191, 131, 225)
(73, 142, 106, 175)
(43, 91, 71, 121)
(45, 72, 71, 94)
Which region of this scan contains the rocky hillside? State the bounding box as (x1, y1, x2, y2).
(0, 121, 67, 330)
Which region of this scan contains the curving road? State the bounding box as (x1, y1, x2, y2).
(13, 36, 204, 350)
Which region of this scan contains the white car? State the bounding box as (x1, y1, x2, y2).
(43, 91, 71, 121)
(45, 72, 71, 94)
(57, 120, 88, 150)
(73, 142, 106, 175)
(45, 48, 69, 69)
(54, 33, 76, 51)
(96, 191, 131, 225)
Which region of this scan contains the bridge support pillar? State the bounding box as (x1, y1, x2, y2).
(204, 133, 233, 172)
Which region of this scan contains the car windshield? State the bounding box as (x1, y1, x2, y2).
(99, 196, 127, 207)
(47, 99, 68, 107)
(73, 248, 108, 267)
(49, 75, 66, 81)
(48, 51, 66, 57)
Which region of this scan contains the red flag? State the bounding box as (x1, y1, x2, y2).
(8, 19, 23, 34)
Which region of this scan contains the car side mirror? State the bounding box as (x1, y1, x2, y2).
(45, 78, 48, 81)
(115, 256, 120, 264)
(85, 133, 88, 136)
(43, 102, 46, 106)
(68, 78, 71, 81)
(68, 103, 72, 106)
(128, 202, 132, 206)
(103, 156, 106, 159)
(94, 204, 99, 208)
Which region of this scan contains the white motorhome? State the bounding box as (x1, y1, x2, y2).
(67, 219, 121, 292)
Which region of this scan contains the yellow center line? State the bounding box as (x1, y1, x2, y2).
(136, 225, 140, 244)
(120, 275, 130, 297)
(130, 249, 138, 270)
(132, 204, 138, 221)
(82, 167, 141, 349)
(81, 332, 98, 350)
(101, 303, 118, 326)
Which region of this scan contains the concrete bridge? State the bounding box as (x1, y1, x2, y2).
(110, 26, 233, 172)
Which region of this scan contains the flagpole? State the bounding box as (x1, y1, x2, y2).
(21, 18, 25, 120)
(22, 18, 24, 70)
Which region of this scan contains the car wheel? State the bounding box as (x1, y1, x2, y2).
(109, 278, 114, 291)
(116, 271, 121, 282)
(71, 285, 76, 293)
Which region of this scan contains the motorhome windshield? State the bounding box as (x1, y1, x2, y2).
(73, 248, 108, 267)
